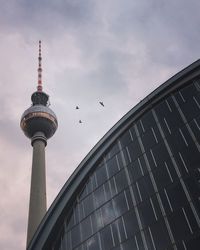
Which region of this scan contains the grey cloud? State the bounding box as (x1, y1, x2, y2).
(0, 0, 96, 38)
(97, 0, 200, 68)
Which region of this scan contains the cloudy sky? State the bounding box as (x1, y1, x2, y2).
(1, 0, 200, 249)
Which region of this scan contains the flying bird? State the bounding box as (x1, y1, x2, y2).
(79, 120, 82, 123)
(76, 106, 79, 109)
(99, 101, 104, 107)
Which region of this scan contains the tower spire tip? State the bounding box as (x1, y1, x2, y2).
(37, 40, 43, 92)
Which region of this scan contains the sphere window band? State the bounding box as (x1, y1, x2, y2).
(21, 112, 58, 129)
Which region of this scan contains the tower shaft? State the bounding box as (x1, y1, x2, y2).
(27, 132, 47, 246)
(21, 41, 58, 247)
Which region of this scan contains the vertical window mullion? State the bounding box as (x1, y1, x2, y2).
(164, 188, 173, 212)
(179, 128, 188, 146)
(165, 162, 173, 183)
(148, 227, 156, 250)
(165, 99, 172, 112)
(150, 197, 158, 221)
(179, 152, 189, 173)
(179, 91, 186, 102)
(150, 149, 157, 167)
(164, 117, 172, 134)
(182, 207, 193, 234)
(151, 127, 158, 143)
(138, 157, 144, 176)
(193, 96, 200, 109)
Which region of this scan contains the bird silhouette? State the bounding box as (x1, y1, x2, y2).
(76, 106, 79, 109)
(79, 120, 82, 123)
(99, 101, 104, 107)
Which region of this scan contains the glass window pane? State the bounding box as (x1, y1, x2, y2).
(148, 141, 170, 167)
(138, 199, 157, 227)
(120, 130, 133, 148)
(109, 178, 117, 197)
(100, 225, 114, 250)
(150, 195, 162, 220)
(81, 216, 92, 242)
(82, 193, 95, 217)
(101, 201, 116, 226)
(185, 236, 200, 250)
(116, 217, 127, 243)
(74, 245, 83, 250)
(87, 234, 100, 250)
(74, 205, 80, 225)
(144, 227, 155, 250)
(71, 225, 81, 248)
(182, 204, 199, 233)
(184, 176, 199, 200)
(67, 210, 75, 230)
(177, 147, 200, 176)
(166, 182, 188, 211)
(141, 129, 158, 151)
(107, 156, 119, 178)
(121, 147, 131, 166)
(111, 222, 120, 247)
(131, 184, 141, 205)
(79, 185, 88, 201)
(125, 188, 134, 209)
(123, 209, 139, 237)
(155, 100, 183, 136)
(64, 231, 72, 250)
(104, 181, 112, 201)
(137, 175, 155, 200)
(114, 169, 128, 193)
(135, 232, 144, 250)
(121, 238, 137, 250)
(150, 219, 171, 249)
(91, 209, 103, 233)
(96, 165, 108, 187)
(109, 143, 120, 159)
(128, 158, 144, 183)
(94, 185, 106, 208)
(137, 111, 156, 135)
(129, 125, 137, 141)
(168, 208, 192, 241)
(189, 117, 200, 142)
(87, 172, 98, 193)
(116, 152, 124, 170)
(113, 192, 129, 218)
(87, 178, 93, 194)
(153, 163, 172, 190)
(175, 84, 200, 121)
(163, 158, 179, 183)
(126, 141, 142, 162)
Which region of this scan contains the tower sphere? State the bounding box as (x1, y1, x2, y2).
(20, 92, 58, 140)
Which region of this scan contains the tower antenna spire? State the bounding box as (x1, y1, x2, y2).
(37, 40, 43, 92)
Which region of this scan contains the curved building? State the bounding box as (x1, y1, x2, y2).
(28, 60, 200, 250)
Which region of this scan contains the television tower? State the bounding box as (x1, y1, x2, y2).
(20, 41, 58, 246)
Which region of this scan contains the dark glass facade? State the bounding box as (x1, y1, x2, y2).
(28, 61, 200, 250)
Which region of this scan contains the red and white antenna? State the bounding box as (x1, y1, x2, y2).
(37, 40, 43, 92)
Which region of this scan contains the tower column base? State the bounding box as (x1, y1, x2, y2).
(27, 132, 47, 247)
